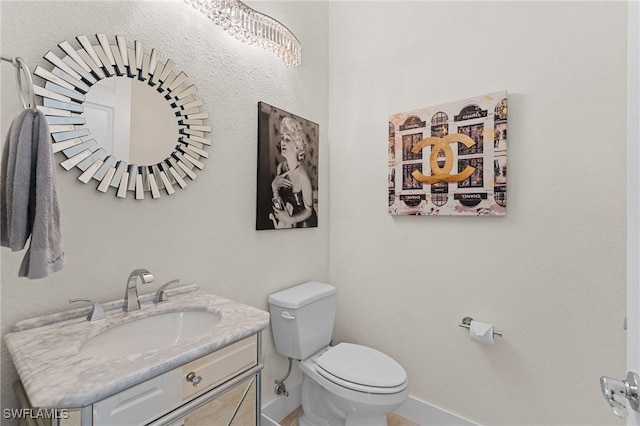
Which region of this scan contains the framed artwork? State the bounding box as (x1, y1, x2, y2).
(388, 91, 508, 216)
(256, 102, 319, 230)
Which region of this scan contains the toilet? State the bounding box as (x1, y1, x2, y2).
(268, 282, 408, 426)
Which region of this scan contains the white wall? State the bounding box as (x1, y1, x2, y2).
(328, 2, 627, 425)
(0, 1, 631, 425)
(0, 0, 328, 418)
(629, 3, 640, 424)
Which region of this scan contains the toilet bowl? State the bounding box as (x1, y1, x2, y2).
(298, 343, 408, 426)
(268, 282, 409, 426)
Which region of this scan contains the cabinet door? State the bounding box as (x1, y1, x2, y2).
(180, 376, 256, 426)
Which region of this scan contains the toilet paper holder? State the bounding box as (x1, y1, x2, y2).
(458, 316, 503, 337)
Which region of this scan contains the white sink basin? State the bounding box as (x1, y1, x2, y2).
(80, 310, 221, 358)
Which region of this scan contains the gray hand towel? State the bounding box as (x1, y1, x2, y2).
(1, 109, 65, 279)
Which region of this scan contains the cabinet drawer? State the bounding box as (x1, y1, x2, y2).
(182, 336, 257, 400)
(93, 368, 182, 426)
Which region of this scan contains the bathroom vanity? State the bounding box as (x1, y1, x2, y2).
(4, 285, 270, 426)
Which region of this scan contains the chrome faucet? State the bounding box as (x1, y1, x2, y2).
(124, 268, 154, 312)
(154, 279, 180, 304)
(69, 298, 106, 321)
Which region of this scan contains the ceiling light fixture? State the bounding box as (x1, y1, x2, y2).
(185, 0, 301, 67)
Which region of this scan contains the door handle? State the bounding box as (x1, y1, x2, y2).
(600, 371, 640, 418)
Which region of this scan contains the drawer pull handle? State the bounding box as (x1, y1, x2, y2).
(186, 371, 203, 387)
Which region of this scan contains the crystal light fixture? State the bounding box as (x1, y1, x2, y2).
(185, 0, 301, 67)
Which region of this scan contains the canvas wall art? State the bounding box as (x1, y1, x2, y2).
(256, 102, 319, 230)
(388, 91, 507, 216)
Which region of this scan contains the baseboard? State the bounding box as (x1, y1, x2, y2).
(260, 413, 280, 426)
(260, 380, 478, 426)
(395, 395, 480, 426)
(261, 381, 302, 425)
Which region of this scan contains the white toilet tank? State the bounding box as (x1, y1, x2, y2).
(268, 282, 337, 360)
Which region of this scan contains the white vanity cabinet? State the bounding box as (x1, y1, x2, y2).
(6, 288, 270, 426)
(16, 334, 263, 426)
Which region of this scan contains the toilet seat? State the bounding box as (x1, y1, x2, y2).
(315, 343, 407, 394)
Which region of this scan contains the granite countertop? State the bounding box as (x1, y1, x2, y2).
(3, 285, 270, 408)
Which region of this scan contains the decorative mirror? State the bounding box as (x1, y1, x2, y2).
(33, 34, 210, 199)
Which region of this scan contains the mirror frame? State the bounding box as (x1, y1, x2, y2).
(33, 34, 211, 199)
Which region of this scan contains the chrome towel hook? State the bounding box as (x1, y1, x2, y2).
(1, 54, 38, 112)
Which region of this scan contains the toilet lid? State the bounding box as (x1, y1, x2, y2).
(316, 343, 407, 390)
